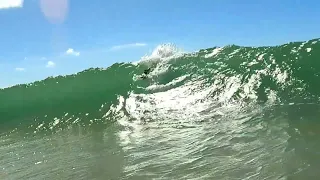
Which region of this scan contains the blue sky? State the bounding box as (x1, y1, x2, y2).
(0, 0, 320, 87)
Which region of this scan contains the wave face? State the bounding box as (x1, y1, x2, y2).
(2, 39, 320, 130)
(1, 39, 320, 179)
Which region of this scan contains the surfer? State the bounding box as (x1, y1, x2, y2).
(143, 68, 151, 75)
(140, 68, 151, 79)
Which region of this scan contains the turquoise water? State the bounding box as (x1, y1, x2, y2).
(1, 39, 320, 179)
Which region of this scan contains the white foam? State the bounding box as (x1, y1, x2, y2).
(204, 47, 223, 58)
(103, 95, 125, 118)
(298, 41, 307, 50)
(146, 75, 189, 91)
(257, 53, 266, 60)
(306, 48, 312, 52)
(125, 79, 216, 121)
(133, 43, 185, 65)
(291, 48, 298, 53)
(229, 49, 241, 56)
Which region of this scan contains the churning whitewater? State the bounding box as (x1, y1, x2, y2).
(1, 38, 320, 179)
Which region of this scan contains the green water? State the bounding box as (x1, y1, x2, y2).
(1, 39, 320, 179)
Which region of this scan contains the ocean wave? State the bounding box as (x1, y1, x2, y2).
(1, 38, 320, 133)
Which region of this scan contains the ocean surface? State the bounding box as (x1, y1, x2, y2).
(1, 38, 320, 180)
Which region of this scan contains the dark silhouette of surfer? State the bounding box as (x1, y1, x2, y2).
(140, 68, 151, 79)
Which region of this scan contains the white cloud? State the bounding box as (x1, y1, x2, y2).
(65, 48, 80, 56)
(46, 61, 55, 68)
(110, 43, 147, 51)
(15, 67, 25, 71)
(0, 0, 23, 9)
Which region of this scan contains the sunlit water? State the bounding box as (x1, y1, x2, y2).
(1, 104, 319, 180)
